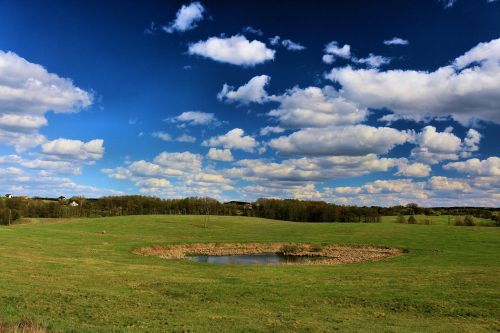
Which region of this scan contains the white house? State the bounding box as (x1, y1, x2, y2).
(5, 194, 13, 198)
(69, 201, 79, 207)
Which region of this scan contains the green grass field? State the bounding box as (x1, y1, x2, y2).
(0, 215, 499, 332)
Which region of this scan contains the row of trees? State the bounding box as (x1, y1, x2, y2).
(1, 196, 498, 225)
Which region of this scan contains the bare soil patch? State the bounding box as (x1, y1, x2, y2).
(135, 243, 403, 264)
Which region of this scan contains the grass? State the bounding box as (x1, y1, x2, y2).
(0, 215, 499, 332)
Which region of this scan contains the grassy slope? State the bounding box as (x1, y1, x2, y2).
(0, 215, 498, 332)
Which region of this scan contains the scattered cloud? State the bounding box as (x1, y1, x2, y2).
(203, 128, 258, 152)
(217, 75, 271, 104)
(207, 148, 234, 162)
(326, 38, 500, 125)
(41, 138, 105, 162)
(188, 35, 275, 66)
(269, 125, 411, 156)
(242, 26, 263, 36)
(0, 50, 92, 151)
(352, 54, 391, 68)
(163, 2, 205, 33)
(281, 39, 306, 51)
(152, 131, 172, 142)
(383, 37, 409, 45)
(169, 111, 218, 126)
(268, 86, 367, 128)
(260, 126, 284, 136)
(444, 157, 500, 177)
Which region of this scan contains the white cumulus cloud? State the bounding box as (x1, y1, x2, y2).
(163, 2, 205, 33)
(188, 35, 275, 66)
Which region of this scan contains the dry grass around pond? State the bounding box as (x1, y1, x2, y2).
(135, 242, 404, 264)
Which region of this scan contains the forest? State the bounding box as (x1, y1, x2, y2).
(0, 195, 498, 225)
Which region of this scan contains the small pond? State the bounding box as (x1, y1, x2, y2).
(188, 253, 326, 265)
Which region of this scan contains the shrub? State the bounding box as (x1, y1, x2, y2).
(396, 214, 406, 224)
(408, 215, 417, 224)
(463, 215, 475, 226)
(454, 216, 464, 226)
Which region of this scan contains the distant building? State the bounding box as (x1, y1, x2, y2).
(69, 201, 79, 207)
(5, 194, 13, 198)
(58, 196, 66, 200)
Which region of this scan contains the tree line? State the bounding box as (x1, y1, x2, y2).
(0, 195, 498, 225)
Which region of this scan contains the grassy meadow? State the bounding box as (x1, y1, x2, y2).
(0, 215, 499, 332)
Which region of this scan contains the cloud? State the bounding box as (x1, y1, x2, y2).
(428, 176, 471, 192)
(440, 0, 457, 8)
(322, 54, 335, 64)
(269, 36, 280, 46)
(217, 75, 271, 104)
(352, 54, 391, 68)
(102, 151, 233, 199)
(242, 26, 263, 36)
(151, 131, 172, 142)
(169, 111, 217, 126)
(383, 37, 409, 46)
(268, 86, 367, 128)
(41, 138, 104, 161)
(260, 126, 284, 136)
(163, 2, 205, 33)
(188, 35, 275, 66)
(269, 125, 411, 156)
(226, 154, 401, 183)
(0, 50, 92, 150)
(409, 126, 479, 164)
(326, 38, 500, 125)
(444, 157, 500, 177)
(281, 39, 306, 51)
(207, 148, 234, 162)
(395, 161, 431, 177)
(176, 134, 196, 143)
(203, 128, 258, 152)
(324, 41, 351, 58)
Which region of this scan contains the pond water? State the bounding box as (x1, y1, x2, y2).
(188, 253, 325, 265)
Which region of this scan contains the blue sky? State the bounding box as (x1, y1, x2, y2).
(0, 0, 499, 206)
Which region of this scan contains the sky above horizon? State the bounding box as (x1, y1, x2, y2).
(0, 0, 499, 206)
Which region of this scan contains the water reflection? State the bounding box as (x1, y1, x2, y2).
(188, 253, 324, 265)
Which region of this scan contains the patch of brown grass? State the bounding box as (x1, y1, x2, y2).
(134, 242, 403, 264)
(0, 319, 47, 333)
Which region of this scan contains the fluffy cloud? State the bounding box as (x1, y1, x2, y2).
(207, 148, 234, 162)
(153, 151, 203, 173)
(409, 126, 479, 164)
(326, 38, 500, 124)
(383, 37, 409, 45)
(324, 41, 351, 58)
(169, 111, 217, 126)
(217, 75, 270, 104)
(188, 35, 275, 66)
(0, 50, 92, 150)
(444, 157, 500, 177)
(268, 86, 367, 128)
(203, 128, 258, 152)
(269, 125, 411, 156)
(163, 2, 205, 33)
(176, 134, 196, 143)
(428, 176, 471, 192)
(395, 161, 431, 177)
(41, 138, 105, 161)
(226, 154, 401, 183)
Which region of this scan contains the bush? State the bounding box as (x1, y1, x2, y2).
(454, 216, 464, 226)
(463, 215, 475, 226)
(407, 215, 417, 224)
